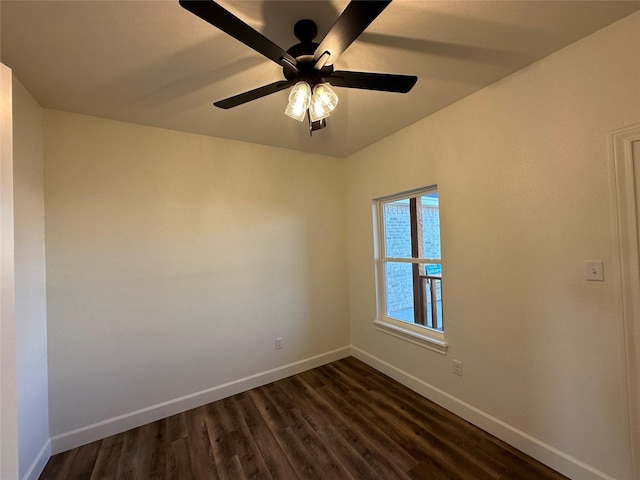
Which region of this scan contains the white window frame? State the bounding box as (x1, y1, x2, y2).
(373, 186, 448, 355)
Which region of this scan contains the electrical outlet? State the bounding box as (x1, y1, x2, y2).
(453, 360, 463, 377)
(275, 337, 283, 350)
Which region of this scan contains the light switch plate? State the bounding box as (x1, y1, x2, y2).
(585, 260, 604, 281)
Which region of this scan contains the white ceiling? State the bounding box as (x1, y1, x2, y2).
(2, 0, 638, 158)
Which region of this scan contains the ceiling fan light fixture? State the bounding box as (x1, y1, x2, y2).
(309, 83, 338, 122)
(309, 98, 330, 122)
(285, 81, 312, 121)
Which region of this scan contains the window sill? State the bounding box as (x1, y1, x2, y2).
(374, 318, 448, 355)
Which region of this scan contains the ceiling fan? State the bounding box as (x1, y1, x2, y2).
(179, 0, 417, 134)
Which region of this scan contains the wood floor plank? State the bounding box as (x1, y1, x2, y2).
(183, 407, 217, 480)
(283, 372, 413, 479)
(476, 436, 567, 480)
(314, 369, 423, 470)
(341, 360, 483, 443)
(288, 407, 356, 480)
(90, 433, 124, 480)
(228, 455, 248, 480)
(314, 421, 386, 480)
(407, 457, 466, 480)
(169, 436, 193, 480)
(66, 440, 102, 480)
(236, 392, 295, 480)
(147, 418, 168, 480)
(117, 425, 153, 479)
(227, 398, 273, 480)
(247, 385, 295, 434)
(331, 360, 566, 480)
(39, 448, 77, 480)
(322, 361, 508, 478)
(202, 402, 238, 479)
(275, 423, 327, 480)
(247, 388, 322, 479)
(371, 388, 505, 478)
(40, 357, 569, 480)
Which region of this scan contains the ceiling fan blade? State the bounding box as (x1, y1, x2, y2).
(326, 71, 417, 93)
(314, 0, 392, 69)
(179, 0, 297, 70)
(213, 80, 294, 109)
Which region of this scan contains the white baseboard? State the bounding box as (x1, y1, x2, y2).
(50, 346, 351, 455)
(21, 438, 51, 480)
(351, 346, 617, 480)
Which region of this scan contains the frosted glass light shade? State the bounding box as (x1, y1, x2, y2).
(309, 83, 338, 122)
(285, 81, 312, 121)
(309, 96, 330, 122)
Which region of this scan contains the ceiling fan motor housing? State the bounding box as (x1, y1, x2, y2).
(284, 19, 332, 86)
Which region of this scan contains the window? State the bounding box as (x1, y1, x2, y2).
(374, 186, 447, 354)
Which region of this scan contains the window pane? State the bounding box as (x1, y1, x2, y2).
(420, 193, 441, 260)
(384, 261, 443, 330)
(385, 262, 414, 322)
(383, 200, 411, 258)
(422, 263, 443, 331)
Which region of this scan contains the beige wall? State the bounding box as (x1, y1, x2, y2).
(13, 76, 49, 479)
(345, 11, 639, 480)
(43, 111, 350, 447)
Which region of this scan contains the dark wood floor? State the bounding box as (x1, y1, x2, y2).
(40, 356, 568, 479)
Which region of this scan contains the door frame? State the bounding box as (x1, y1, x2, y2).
(610, 123, 640, 478)
(0, 63, 18, 480)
